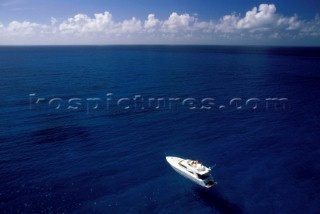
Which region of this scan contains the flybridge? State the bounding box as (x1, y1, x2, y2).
(179, 159, 211, 175)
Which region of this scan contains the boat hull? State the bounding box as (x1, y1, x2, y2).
(166, 156, 215, 188)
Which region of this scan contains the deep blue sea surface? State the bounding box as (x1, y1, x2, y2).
(0, 46, 320, 213)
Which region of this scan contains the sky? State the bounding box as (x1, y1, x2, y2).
(0, 0, 319, 45)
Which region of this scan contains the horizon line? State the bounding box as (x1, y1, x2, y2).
(0, 44, 319, 48)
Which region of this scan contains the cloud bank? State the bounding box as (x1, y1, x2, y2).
(0, 4, 319, 45)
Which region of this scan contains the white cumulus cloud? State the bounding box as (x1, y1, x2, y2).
(214, 4, 303, 34)
(6, 21, 48, 35)
(300, 14, 320, 36)
(59, 11, 113, 34)
(237, 4, 277, 30)
(215, 14, 239, 33)
(121, 17, 142, 33)
(162, 12, 196, 32)
(144, 14, 160, 32)
(277, 15, 301, 30)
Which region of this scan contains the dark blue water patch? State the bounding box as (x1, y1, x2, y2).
(29, 125, 89, 144)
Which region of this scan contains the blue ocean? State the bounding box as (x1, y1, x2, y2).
(0, 46, 319, 213)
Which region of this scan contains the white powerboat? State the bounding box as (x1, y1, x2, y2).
(166, 156, 217, 188)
